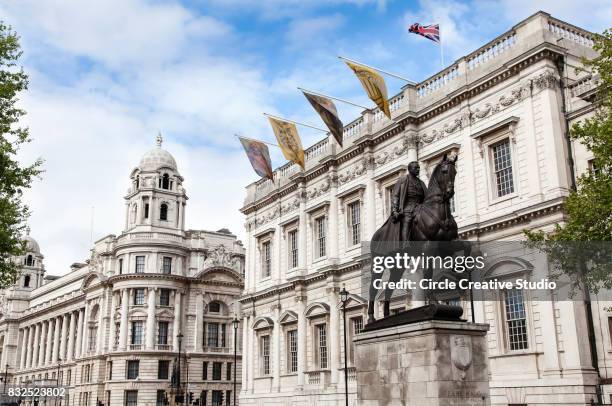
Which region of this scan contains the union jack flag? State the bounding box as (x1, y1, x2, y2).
(408, 23, 440, 43)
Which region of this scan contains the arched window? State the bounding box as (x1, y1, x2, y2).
(162, 174, 170, 190)
(160, 204, 168, 221)
(26, 255, 33, 266)
(24, 275, 30, 288)
(135, 175, 140, 189)
(209, 302, 221, 313)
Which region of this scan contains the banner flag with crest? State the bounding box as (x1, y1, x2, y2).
(302, 91, 344, 147)
(267, 117, 305, 170)
(344, 60, 391, 119)
(239, 136, 275, 181)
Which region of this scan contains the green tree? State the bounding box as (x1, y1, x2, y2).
(0, 22, 42, 288)
(525, 29, 612, 292)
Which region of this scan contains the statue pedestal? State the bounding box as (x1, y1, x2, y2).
(355, 312, 490, 406)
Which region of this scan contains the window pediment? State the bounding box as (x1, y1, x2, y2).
(304, 302, 330, 318)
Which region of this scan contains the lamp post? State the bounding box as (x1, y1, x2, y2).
(55, 358, 62, 406)
(339, 285, 349, 406)
(2, 363, 8, 394)
(232, 316, 239, 406)
(177, 331, 184, 405)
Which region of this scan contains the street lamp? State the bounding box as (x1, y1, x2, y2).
(2, 363, 8, 394)
(339, 285, 349, 406)
(55, 358, 62, 406)
(177, 331, 184, 405)
(232, 316, 239, 406)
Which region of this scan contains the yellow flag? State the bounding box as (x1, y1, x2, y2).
(345, 60, 391, 119)
(267, 117, 305, 170)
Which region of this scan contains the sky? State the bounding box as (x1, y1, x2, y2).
(1, 0, 610, 275)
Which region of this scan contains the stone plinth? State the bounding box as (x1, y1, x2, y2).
(354, 319, 490, 406)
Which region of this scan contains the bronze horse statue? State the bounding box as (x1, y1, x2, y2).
(368, 154, 459, 323)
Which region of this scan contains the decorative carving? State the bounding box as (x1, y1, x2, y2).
(203, 245, 240, 272)
(280, 199, 299, 215)
(338, 161, 366, 185)
(306, 180, 330, 200)
(532, 69, 559, 92)
(451, 335, 472, 381)
(255, 207, 280, 226)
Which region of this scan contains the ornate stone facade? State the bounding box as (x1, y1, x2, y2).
(0, 137, 245, 406)
(239, 12, 610, 406)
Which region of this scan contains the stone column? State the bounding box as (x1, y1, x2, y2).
(45, 319, 54, 364)
(60, 314, 69, 361)
(328, 287, 340, 385)
(365, 153, 377, 240)
(81, 301, 90, 355)
(241, 314, 249, 393)
(19, 328, 28, 369)
(30, 324, 39, 368)
(75, 309, 84, 358)
(97, 296, 105, 354)
(173, 290, 182, 352)
(52, 317, 61, 363)
(328, 169, 339, 261)
(296, 296, 307, 388)
(272, 305, 281, 392)
(109, 291, 117, 351)
(298, 188, 307, 273)
(67, 312, 76, 361)
(119, 289, 129, 351)
(194, 290, 203, 351)
(146, 287, 157, 350)
(247, 315, 255, 393)
(39, 321, 48, 366)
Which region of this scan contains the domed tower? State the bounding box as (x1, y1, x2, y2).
(17, 227, 45, 290)
(124, 134, 188, 234)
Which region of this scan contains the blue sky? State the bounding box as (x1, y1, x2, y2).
(1, 0, 610, 274)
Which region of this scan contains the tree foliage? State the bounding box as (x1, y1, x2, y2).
(525, 29, 612, 292)
(0, 22, 42, 288)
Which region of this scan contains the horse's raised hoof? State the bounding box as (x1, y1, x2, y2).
(367, 315, 376, 324)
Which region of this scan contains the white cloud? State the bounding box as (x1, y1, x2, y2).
(286, 14, 345, 48)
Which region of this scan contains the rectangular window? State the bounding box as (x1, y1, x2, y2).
(88, 327, 97, 351)
(156, 390, 166, 406)
(504, 289, 528, 350)
(131, 321, 143, 345)
(126, 361, 139, 380)
(288, 229, 298, 269)
(118, 258, 123, 275)
(226, 362, 232, 381)
(262, 241, 271, 278)
(114, 323, 120, 348)
(352, 317, 364, 335)
(107, 361, 113, 380)
(202, 362, 208, 380)
(162, 257, 172, 274)
(221, 323, 226, 347)
(125, 390, 138, 406)
(134, 288, 145, 305)
(159, 289, 170, 306)
(157, 360, 169, 380)
(135, 256, 145, 273)
(226, 390, 232, 405)
(315, 217, 326, 258)
(212, 362, 222, 380)
(348, 201, 361, 246)
(384, 184, 395, 217)
(207, 323, 219, 347)
(144, 204, 149, 219)
(261, 335, 270, 375)
(317, 324, 328, 369)
(492, 139, 514, 197)
(287, 330, 298, 373)
(212, 390, 223, 406)
(158, 322, 169, 345)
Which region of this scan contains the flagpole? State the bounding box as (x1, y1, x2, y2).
(298, 87, 372, 110)
(263, 113, 329, 133)
(439, 28, 445, 67)
(235, 134, 279, 148)
(338, 55, 417, 84)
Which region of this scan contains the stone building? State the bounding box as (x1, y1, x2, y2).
(0, 136, 245, 406)
(239, 11, 609, 406)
